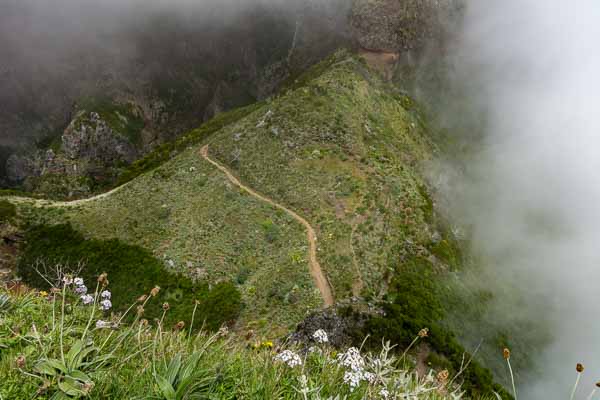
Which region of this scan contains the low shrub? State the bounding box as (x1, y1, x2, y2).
(0, 200, 16, 223)
(17, 224, 242, 330)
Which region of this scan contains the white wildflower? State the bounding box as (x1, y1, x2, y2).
(62, 276, 73, 285)
(80, 294, 94, 305)
(343, 370, 364, 391)
(379, 388, 390, 399)
(274, 350, 302, 368)
(312, 329, 329, 344)
(95, 320, 112, 329)
(100, 299, 112, 311)
(101, 290, 111, 299)
(363, 371, 376, 384)
(73, 277, 84, 286)
(337, 347, 365, 371)
(75, 285, 87, 294)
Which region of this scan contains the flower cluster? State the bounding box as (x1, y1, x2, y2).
(274, 350, 303, 368)
(68, 276, 93, 304)
(312, 329, 329, 344)
(95, 320, 112, 329)
(336, 347, 377, 392)
(336, 347, 365, 371)
(100, 290, 112, 311)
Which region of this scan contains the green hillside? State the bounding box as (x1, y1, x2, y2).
(5, 50, 517, 398)
(15, 51, 443, 331)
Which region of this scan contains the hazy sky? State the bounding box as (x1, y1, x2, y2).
(446, 1, 600, 397)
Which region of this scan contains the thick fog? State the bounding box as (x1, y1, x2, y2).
(0, 0, 349, 149)
(441, 1, 600, 397)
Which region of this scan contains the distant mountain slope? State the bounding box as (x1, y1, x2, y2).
(15, 51, 453, 334)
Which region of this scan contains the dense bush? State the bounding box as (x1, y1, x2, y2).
(17, 224, 242, 330)
(0, 200, 16, 223)
(363, 257, 513, 399)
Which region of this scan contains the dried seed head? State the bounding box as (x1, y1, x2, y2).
(174, 321, 185, 331)
(437, 369, 449, 384)
(503, 348, 511, 360)
(150, 286, 160, 297)
(97, 273, 108, 287)
(15, 355, 26, 368)
(140, 319, 149, 327)
(82, 381, 95, 394)
(137, 295, 148, 303)
(418, 328, 429, 338)
(136, 305, 145, 316)
(577, 363, 585, 373)
(596, 381, 600, 388)
(162, 302, 170, 311)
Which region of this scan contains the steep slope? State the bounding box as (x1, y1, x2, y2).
(13, 51, 450, 334)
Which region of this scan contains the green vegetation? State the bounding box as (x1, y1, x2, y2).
(6, 50, 520, 394)
(77, 98, 145, 145)
(0, 288, 482, 399)
(363, 257, 513, 399)
(17, 224, 242, 329)
(11, 50, 450, 334)
(0, 199, 16, 223)
(115, 101, 264, 186)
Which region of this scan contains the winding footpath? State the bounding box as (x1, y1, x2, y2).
(200, 145, 335, 307)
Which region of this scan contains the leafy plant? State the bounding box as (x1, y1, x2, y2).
(34, 340, 99, 398)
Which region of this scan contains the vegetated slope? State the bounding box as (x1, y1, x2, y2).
(15, 51, 455, 336)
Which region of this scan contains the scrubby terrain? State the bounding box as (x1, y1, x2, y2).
(2, 51, 515, 398)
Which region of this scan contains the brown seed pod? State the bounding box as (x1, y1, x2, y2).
(174, 321, 185, 331)
(596, 381, 600, 388)
(150, 286, 161, 297)
(137, 295, 148, 303)
(136, 305, 145, 316)
(15, 355, 26, 368)
(503, 348, 511, 360)
(577, 363, 585, 373)
(162, 302, 170, 311)
(97, 272, 108, 285)
(418, 328, 429, 338)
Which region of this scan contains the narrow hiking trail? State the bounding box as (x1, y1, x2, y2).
(200, 145, 335, 307)
(4, 182, 129, 208)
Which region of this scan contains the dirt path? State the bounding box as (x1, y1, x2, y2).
(4, 181, 129, 208)
(200, 145, 335, 307)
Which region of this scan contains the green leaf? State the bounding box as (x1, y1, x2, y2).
(178, 352, 203, 383)
(68, 369, 91, 383)
(154, 374, 176, 400)
(34, 360, 58, 377)
(166, 354, 182, 385)
(36, 359, 68, 375)
(66, 340, 84, 370)
(73, 346, 98, 369)
(58, 377, 86, 396)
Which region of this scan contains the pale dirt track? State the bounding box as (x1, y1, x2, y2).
(4, 181, 128, 208)
(200, 145, 335, 307)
